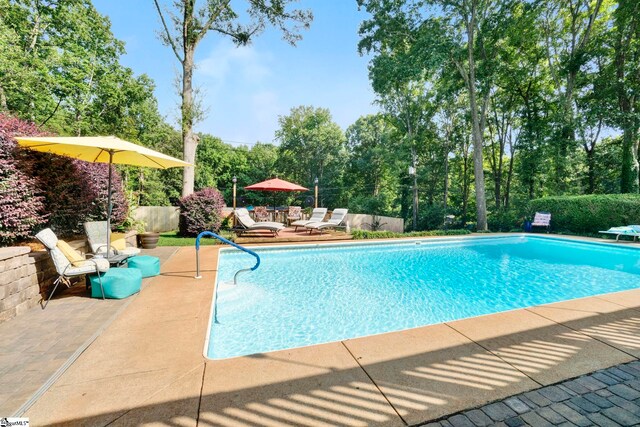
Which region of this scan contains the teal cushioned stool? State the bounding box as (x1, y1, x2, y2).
(127, 255, 161, 278)
(89, 268, 142, 299)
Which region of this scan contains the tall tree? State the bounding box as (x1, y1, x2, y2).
(345, 114, 400, 217)
(153, 0, 312, 197)
(610, 0, 640, 192)
(540, 0, 606, 192)
(359, 0, 513, 230)
(275, 106, 346, 207)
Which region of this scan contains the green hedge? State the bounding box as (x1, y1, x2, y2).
(351, 229, 471, 240)
(529, 194, 640, 233)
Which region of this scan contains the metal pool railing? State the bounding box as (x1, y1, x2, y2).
(194, 231, 261, 284)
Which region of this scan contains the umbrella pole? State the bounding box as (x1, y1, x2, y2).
(106, 151, 113, 258)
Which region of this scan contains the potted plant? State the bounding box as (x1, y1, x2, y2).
(135, 222, 160, 249)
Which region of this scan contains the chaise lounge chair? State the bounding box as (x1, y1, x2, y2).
(305, 208, 349, 234)
(36, 228, 110, 308)
(599, 225, 640, 242)
(84, 221, 141, 257)
(291, 207, 328, 231)
(234, 208, 285, 237)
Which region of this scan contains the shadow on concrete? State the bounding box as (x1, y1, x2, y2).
(31, 304, 640, 426)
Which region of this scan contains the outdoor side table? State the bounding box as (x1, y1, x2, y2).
(106, 253, 130, 267)
(127, 255, 161, 278)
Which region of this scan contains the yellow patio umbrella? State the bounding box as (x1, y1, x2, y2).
(14, 135, 191, 256)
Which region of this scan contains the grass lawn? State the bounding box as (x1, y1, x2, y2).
(158, 231, 235, 246)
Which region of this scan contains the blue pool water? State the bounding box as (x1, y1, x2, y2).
(206, 236, 640, 359)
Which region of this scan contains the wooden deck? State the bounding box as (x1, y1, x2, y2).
(234, 227, 352, 244)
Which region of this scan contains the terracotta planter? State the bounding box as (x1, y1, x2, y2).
(138, 232, 160, 249)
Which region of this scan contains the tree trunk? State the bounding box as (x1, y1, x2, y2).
(181, 42, 197, 197)
(461, 138, 471, 226)
(585, 146, 596, 194)
(443, 151, 449, 216)
(505, 139, 515, 209)
(0, 85, 7, 111)
(411, 147, 418, 230)
(466, 2, 488, 231)
(462, 161, 469, 227)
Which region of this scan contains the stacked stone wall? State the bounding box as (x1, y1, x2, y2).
(0, 247, 40, 322)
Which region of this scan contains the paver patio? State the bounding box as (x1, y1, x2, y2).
(5, 236, 640, 425)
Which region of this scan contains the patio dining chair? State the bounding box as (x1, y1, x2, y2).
(36, 228, 110, 308)
(253, 206, 270, 222)
(286, 206, 302, 225)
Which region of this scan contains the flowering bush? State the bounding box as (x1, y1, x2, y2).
(178, 187, 226, 236)
(74, 162, 128, 228)
(0, 113, 129, 244)
(0, 117, 47, 245)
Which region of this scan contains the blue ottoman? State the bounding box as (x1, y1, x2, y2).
(127, 255, 161, 278)
(89, 268, 142, 299)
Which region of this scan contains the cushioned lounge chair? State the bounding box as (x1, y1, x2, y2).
(36, 228, 110, 307)
(84, 221, 141, 257)
(305, 208, 349, 234)
(291, 208, 328, 231)
(234, 208, 285, 236)
(599, 225, 640, 242)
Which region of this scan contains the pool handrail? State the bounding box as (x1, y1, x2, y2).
(194, 231, 260, 284)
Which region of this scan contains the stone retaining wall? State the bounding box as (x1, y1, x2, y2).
(0, 247, 40, 322)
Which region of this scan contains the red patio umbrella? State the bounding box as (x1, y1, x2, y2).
(244, 178, 309, 212)
(244, 177, 308, 192)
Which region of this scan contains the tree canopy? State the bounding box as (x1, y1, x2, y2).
(1, 0, 640, 241)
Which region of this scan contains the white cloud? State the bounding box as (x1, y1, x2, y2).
(196, 40, 272, 90)
(194, 40, 280, 144)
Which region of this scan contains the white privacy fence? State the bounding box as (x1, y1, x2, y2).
(133, 206, 180, 232)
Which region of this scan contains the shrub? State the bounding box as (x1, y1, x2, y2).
(417, 204, 445, 230)
(351, 229, 471, 240)
(487, 208, 523, 232)
(529, 194, 640, 233)
(0, 113, 129, 242)
(0, 116, 47, 245)
(74, 161, 128, 227)
(26, 156, 128, 234)
(178, 187, 226, 236)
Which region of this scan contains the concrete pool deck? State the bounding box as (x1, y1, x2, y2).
(17, 235, 640, 425)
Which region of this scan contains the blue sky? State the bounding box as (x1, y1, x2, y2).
(92, 0, 378, 146)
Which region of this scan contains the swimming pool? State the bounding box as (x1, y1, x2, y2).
(206, 235, 640, 359)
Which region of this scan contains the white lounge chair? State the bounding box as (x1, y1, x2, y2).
(305, 208, 349, 234)
(84, 221, 141, 257)
(291, 208, 328, 231)
(234, 208, 285, 236)
(36, 228, 110, 307)
(531, 212, 551, 232)
(599, 225, 640, 242)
